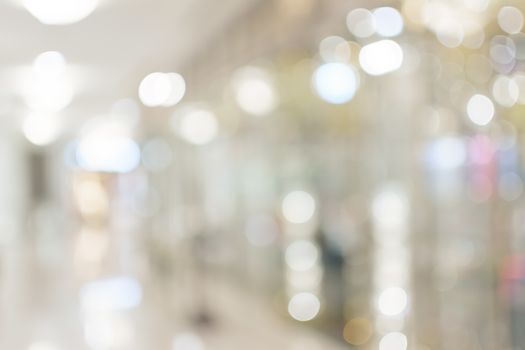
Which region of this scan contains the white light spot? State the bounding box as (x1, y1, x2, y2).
(359, 40, 404, 76)
(24, 77, 74, 112)
(23, 113, 62, 146)
(139, 72, 172, 107)
(492, 75, 519, 107)
(76, 122, 141, 173)
(377, 287, 408, 316)
(425, 137, 466, 171)
(379, 332, 408, 350)
(175, 108, 218, 145)
(80, 276, 142, 312)
(285, 240, 319, 271)
(233, 67, 277, 116)
(162, 73, 186, 107)
(372, 7, 404, 37)
(23, 0, 98, 25)
(288, 293, 321, 322)
(281, 191, 316, 224)
(313, 62, 359, 104)
(33, 51, 66, 77)
(467, 94, 495, 126)
(346, 8, 375, 38)
(372, 187, 409, 234)
(498, 7, 524, 35)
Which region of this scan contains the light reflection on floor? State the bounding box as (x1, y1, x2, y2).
(0, 225, 346, 350)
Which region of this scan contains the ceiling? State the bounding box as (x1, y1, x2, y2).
(0, 0, 262, 127)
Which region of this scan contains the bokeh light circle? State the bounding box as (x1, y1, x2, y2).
(313, 63, 359, 104)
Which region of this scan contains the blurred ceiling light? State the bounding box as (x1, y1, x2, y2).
(377, 287, 408, 316)
(285, 240, 319, 271)
(498, 6, 524, 35)
(172, 333, 205, 350)
(313, 62, 359, 104)
(33, 51, 66, 76)
(379, 332, 408, 350)
(346, 8, 375, 38)
(23, 0, 98, 25)
(28, 341, 59, 350)
(76, 122, 141, 173)
(372, 7, 404, 37)
(139, 72, 186, 107)
(232, 66, 277, 116)
(175, 108, 218, 145)
(319, 36, 351, 62)
(22, 113, 62, 146)
(466, 94, 494, 126)
(281, 190, 316, 224)
(359, 40, 403, 76)
(80, 276, 142, 312)
(288, 292, 321, 322)
(492, 75, 519, 107)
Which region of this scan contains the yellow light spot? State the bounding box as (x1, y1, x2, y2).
(343, 317, 373, 346)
